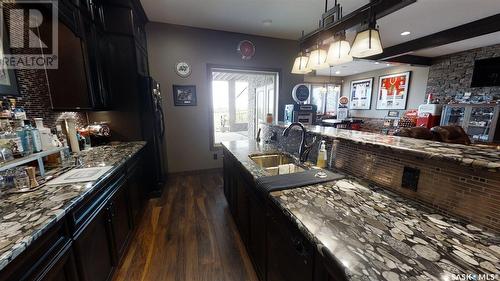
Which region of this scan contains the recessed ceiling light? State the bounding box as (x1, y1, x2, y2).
(262, 19, 272, 26)
(374, 61, 380, 64)
(386, 63, 391, 66)
(401, 31, 411, 36)
(335, 70, 341, 75)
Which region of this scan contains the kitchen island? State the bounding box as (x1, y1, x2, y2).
(0, 142, 147, 281)
(222, 136, 500, 281)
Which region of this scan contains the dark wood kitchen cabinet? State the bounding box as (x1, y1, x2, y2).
(0, 220, 79, 281)
(73, 204, 115, 281)
(223, 147, 347, 281)
(109, 182, 133, 263)
(266, 203, 314, 281)
(32, 0, 148, 111)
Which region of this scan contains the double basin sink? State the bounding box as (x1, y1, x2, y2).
(249, 153, 309, 176)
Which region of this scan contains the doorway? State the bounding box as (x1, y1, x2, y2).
(209, 66, 279, 147)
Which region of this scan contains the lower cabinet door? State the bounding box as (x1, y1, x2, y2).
(41, 245, 80, 281)
(110, 185, 132, 263)
(266, 208, 314, 281)
(74, 207, 115, 281)
(248, 192, 266, 281)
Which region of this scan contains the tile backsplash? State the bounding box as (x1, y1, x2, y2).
(262, 123, 500, 233)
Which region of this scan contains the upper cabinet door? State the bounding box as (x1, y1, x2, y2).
(42, 5, 93, 111)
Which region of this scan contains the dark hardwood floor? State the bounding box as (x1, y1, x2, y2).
(113, 170, 259, 281)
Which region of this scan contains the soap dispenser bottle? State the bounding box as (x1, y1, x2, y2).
(316, 140, 327, 168)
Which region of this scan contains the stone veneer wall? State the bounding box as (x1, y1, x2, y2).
(426, 44, 500, 103)
(2, 3, 86, 129)
(261, 123, 500, 233)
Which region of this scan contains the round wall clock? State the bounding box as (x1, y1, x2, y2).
(175, 61, 191, 78)
(237, 40, 255, 60)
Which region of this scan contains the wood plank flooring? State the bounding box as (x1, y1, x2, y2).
(113, 170, 259, 281)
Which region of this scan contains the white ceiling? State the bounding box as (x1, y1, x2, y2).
(141, 0, 500, 58)
(315, 60, 393, 77)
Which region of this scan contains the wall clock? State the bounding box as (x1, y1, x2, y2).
(237, 40, 255, 60)
(175, 61, 191, 78)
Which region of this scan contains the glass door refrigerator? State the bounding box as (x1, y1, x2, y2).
(440, 104, 500, 143)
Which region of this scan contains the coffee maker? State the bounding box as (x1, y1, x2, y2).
(284, 84, 317, 125)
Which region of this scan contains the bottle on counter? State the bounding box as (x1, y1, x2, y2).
(25, 120, 42, 153)
(14, 120, 33, 157)
(316, 140, 327, 168)
(34, 118, 54, 151)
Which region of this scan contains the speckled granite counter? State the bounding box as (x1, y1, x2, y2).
(222, 140, 500, 281)
(265, 122, 500, 172)
(0, 141, 145, 271)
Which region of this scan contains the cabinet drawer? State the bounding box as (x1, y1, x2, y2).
(0, 221, 72, 281)
(69, 169, 126, 235)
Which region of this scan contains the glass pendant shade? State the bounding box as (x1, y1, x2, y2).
(291, 55, 311, 74)
(350, 28, 383, 58)
(327, 40, 353, 65)
(306, 48, 329, 70)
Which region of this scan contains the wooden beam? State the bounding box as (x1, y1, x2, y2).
(368, 13, 500, 61)
(300, 0, 416, 49)
(383, 55, 433, 66)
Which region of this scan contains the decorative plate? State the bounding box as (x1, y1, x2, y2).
(175, 61, 191, 78)
(237, 40, 255, 60)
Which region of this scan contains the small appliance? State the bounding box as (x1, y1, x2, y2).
(417, 104, 442, 128)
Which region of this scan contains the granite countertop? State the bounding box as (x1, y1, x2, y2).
(266, 122, 500, 172)
(222, 139, 500, 281)
(0, 141, 146, 271)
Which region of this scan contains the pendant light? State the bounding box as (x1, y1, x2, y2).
(350, 6, 383, 58)
(327, 31, 353, 65)
(307, 44, 329, 70)
(291, 31, 312, 74)
(291, 52, 311, 74)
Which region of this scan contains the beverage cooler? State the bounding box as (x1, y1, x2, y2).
(440, 104, 500, 143)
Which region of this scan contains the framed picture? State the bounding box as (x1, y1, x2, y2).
(0, 23, 19, 96)
(376, 71, 411, 110)
(349, 78, 373, 110)
(173, 85, 197, 106)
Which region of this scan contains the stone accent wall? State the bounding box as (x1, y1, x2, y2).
(426, 44, 500, 103)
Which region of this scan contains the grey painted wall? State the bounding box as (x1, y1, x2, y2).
(341, 65, 430, 118)
(147, 23, 303, 173)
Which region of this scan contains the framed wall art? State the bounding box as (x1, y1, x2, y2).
(376, 71, 411, 110)
(0, 23, 19, 96)
(173, 85, 197, 106)
(349, 78, 373, 110)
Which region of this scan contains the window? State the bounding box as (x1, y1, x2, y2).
(310, 84, 341, 116)
(235, 81, 248, 123)
(212, 81, 229, 136)
(209, 68, 279, 146)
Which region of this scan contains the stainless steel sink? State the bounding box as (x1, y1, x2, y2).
(249, 153, 307, 175)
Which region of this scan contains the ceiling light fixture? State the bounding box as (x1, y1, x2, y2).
(307, 44, 329, 70)
(350, 6, 383, 58)
(291, 31, 312, 74)
(291, 52, 312, 74)
(327, 31, 352, 66)
(400, 31, 411, 36)
(262, 19, 273, 26)
(335, 70, 341, 75)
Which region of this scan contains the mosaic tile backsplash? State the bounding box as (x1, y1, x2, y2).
(261, 123, 500, 233)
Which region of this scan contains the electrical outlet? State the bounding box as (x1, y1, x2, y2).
(402, 166, 420, 191)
